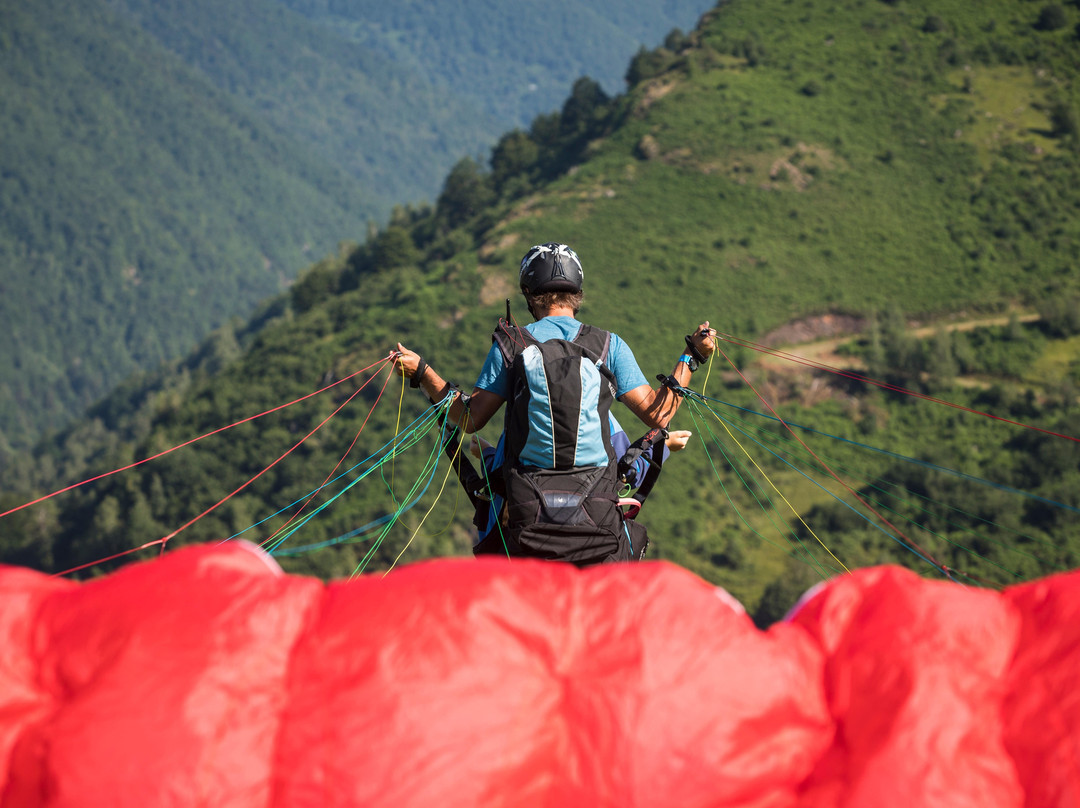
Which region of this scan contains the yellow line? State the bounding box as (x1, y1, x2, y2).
(703, 404, 850, 574)
(385, 409, 470, 574)
(389, 365, 407, 504)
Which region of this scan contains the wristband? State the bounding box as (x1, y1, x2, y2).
(410, 358, 427, 389)
(677, 353, 698, 373)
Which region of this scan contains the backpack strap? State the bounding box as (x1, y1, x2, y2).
(568, 323, 612, 365)
(491, 318, 535, 369)
(493, 318, 612, 368)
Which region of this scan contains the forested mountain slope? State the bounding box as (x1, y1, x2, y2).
(0, 0, 370, 452)
(280, 0, 714, 125)
(101, 0, 501, 212)
(0, 0, 710, 451)
(5, 0, 1080, 621)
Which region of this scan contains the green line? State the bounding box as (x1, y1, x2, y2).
(266, 404, 448, 554)
(352, 420, 448, 576)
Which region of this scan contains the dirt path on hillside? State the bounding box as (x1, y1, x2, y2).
(752, 312, 1041, 374)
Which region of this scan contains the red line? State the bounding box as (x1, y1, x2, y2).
(714, 343, 950, 577)
(52, 539, 165, 578)
(261, 366, 395, 547)
(158, 360, 393, 553)
(500, 317, 529, 351)
(722, 333, 1080, 444)
(0, 357, 390, 521)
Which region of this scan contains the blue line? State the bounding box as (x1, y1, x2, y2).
(272, 515, 394, 555)
(271, 409, 455, 555)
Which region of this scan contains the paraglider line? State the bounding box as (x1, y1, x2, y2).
(265, 399, 452, 554)
(52, 539, 166, 578)
(385, 362, 409, 508)
(157, 359, 393, 554)
(0, 357, 391, 521)
(689, 399, 850, 573)
(686, 402, 837, 579)
(699, 399, 997, 584)
(704, 395, 1080, 517)
(351, 419, 449, 576)
(385, 424, 468, 574)
(714, 343, 950, 579)
(718, 402, 1053, 577)
(261, 359, 401, 549)
(220, 403, 446, 547)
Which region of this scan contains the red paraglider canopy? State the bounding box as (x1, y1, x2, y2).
(0, 543, 1078, 807)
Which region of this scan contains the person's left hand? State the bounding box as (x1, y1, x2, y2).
(689, 321, 717, 360)
(470, 435, 493, 461)
(666, 430, 693, 452)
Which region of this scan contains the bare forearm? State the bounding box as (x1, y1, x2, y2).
(390, 344, 502, 432)
(641, 359, 695, 427)
(412, 364, 475, 431)
(622, 321, 717, 428)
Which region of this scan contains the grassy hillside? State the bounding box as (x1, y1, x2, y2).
(6, 0, 1080, 619)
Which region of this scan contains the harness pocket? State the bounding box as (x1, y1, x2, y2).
(505, 466, 608, 529)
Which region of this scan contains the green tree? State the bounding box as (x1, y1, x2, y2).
(1035, 4, 1068, 31)
(490, 130, 540, 193)
(880, 305, 918, 383)
(926, 327, 958, 389)
(559, 77, 610, 141)
(625, 45, 677, 87)
(1050, 99, 1080, 139)
(291, 262, 344, 314)
(372, 226, 420, 270)
(436, 157, 494, 231)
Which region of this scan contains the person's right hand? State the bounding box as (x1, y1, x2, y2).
(390, 343, 422, 379)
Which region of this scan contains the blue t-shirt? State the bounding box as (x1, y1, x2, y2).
(475, 316, 648, 399)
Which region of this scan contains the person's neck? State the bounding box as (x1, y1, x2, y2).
(532, 305, 576, 320)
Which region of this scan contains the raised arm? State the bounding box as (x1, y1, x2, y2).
(619, 322, 716, 429)
(390, 344, 504, 433)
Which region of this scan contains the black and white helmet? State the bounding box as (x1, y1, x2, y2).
(519, 242, 584, 295)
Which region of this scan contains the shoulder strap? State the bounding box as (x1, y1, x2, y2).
(569, 323, 611, 364)
(492, 318, 537, 368)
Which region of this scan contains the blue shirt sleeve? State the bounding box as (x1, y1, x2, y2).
(475, 343, 508, 398)
(607, 334, 648, 398)
(609, 416, 631, 459)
